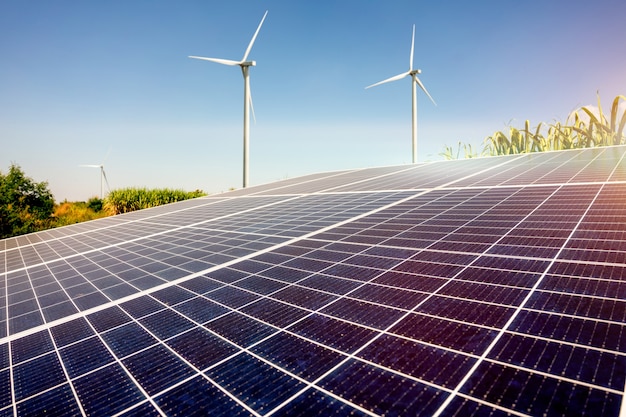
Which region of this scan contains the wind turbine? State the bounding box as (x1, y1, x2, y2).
(79, 164, 110, 199)
(366, 24, 436, 164)
(189, 10, 268, 189)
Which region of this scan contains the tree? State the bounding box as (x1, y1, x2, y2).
(0, 164, 55, 238)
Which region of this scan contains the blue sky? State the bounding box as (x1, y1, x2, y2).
(1, 1, 625, 201)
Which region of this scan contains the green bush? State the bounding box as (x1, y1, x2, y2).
(0, 164, 55, 238)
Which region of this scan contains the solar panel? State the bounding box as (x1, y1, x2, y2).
(2, 145, 626, 416)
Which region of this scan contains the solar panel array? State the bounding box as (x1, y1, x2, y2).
(2, 145, 626, 416)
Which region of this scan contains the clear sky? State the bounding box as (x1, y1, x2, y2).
(1, 1, 625, 201)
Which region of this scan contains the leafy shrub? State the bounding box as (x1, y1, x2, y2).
(53, 201, 108, 226)
(0, 164, 55, 238)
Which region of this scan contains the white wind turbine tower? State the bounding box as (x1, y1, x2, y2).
(79, 163, 110, 199)
(366, 24, 436, 164)
(189, 10, 268, 189)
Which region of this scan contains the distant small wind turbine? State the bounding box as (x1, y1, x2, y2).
(366, 24, 436, 164)
(79, 164, 110, 199)
(189, 10, 268, 188)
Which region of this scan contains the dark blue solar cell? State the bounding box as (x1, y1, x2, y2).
(166, 327, 238, 370)
(60, 336, 115, 379)
(16, 383, 81, 417)
(151, 286, 195, 306)
(252, 332, 346, 381)
(88, 306, 131, 332)
(73, 363, 145, 416)
(154, 266, 189, 281)
(472, 256, 550, 273)
(289, 314, 376, 354)
(358, 334, 476, 389)
(116, 268, 148, 281)
(374, 271, 447, 292)
(417, 296, 515, 328)
(42, 301, 79, 322)
(343, 253, 404, 270)
(178, 276, 223, 294)
(460, 361, 622, 417)
(320, 359, 447, 416)
(155, 375, 248, 416)
(259, 266, 312, 283)
(205, 313, 275, 348)
(139, 261, 171, 275)
(0, 369, 10, 409)
(13, 353, 66, 401)
(252, 252, 292, 265)
(271, 388, 369, 417)
(129, 275, 166, 290)
(511, 310, 626, 352)
(234, 276, 287, 295)
(206, 268, 249, 284)
(241, 298, 309, 328)
(180, 259, 214, 273)
(305, 248, 355, 262)
(320, 298, 405, 330)
(0, 343, 7, 370)
(283, 257, 333, 273)
(300, 274, 361, 295)
(349, 284, 427, 309)
(231, 260, 272, 274)
(442, 395, 518, 417)
(91, 275, 123, 290)
(73, 291, 110, 311)
(50, 317, 94, 347)
(139, 309, 195, 340)
(102, 322, 158, 358)
(11, 330, 53, 364)
(64, 282, 97, 298)
(120, 296, 164, 319)
(206, 353, 306, 414)
(37, 291, 69, 308)
(206, 286, 259, 309)
(390, 313, 497, 355)
(271, 285, 338, 310)
(102, 283, 138, 299)
(8, 298, 38, 317)
(489, 333, 626, 391)
(122, 344, 195, 396)
(114, 401, 162, 417)
(323, 263, 382, 282)
(173, 296, 229, 324)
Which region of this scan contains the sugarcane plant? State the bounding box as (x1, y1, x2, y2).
(442, 93, 626, 159)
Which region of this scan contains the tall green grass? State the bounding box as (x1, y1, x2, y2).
(104, 188, 206, 215)
(443, 93, 626, 159)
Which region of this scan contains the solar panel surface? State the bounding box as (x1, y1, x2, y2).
(2, 145, 626, 416)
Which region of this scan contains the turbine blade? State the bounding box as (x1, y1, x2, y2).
(414, 75, 437, 106)
(102, 168, 111, 193)
(410, 24, 415, 71)
(249, 91, 256, 124)
(79, 164, 101, 168)
(365, 71, 410, 89)
(242, 10, 268, 62)
(189, 56, 241, 66)
(102, 146, 112, 164)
